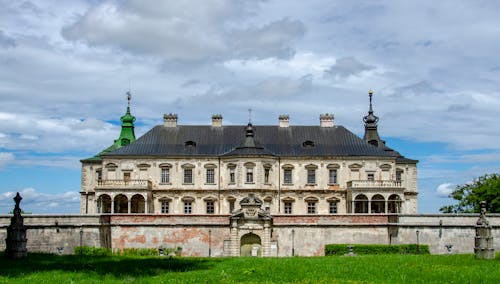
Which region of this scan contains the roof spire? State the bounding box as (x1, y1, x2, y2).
(363, 89, 382, 147)
(248, 108, 252, 124)
(363, 89, 379, 127)
(127, 91, 131, 108)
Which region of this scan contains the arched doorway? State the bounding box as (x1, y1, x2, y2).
(240, 233, 261, 257)
(114, 194, 128, 213)
(354, 194, 368, 213)
(388, 194, 401, 213)
(371, 194, 385, 213)
(131, 194, 145, 213)
(98, 194, 111, 213)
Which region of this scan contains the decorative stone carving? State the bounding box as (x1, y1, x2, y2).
(474, 201, 495, 259)
(5, 192, 28, 258)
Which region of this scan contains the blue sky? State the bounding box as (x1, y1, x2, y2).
(1, 0, 499, 213)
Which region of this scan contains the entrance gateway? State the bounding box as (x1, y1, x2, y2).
(224, 194, 276, 256)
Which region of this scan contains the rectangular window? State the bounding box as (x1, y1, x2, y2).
(184, 202, 192, 214)
(246, 168, 254, 183)
(123, 172, 131, 182)
(206, 201, 214, 214)
(229, 168, 235, 184)
(161, 201, 169, 213)
(396, 170, 403, 182)
(206, 168, 215, 184)
(329, 169, 337, 184)
(284, 202, 292, 214)
(367, 173, 375, 181)
(307, 202, 316, 214)
(264, 168, 270, 184)
(161, 168, 170, 183)
(96, 169, 102, 182)
(284, 169, 292, 184)
(184, 169, 193, 184)
(329, 202, 338, 214)
(307, 169, 316, 184)
(229, 201, 235, 213)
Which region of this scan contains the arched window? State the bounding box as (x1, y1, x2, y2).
(354, 194, 368, 213)
(371, 194, 385, 213)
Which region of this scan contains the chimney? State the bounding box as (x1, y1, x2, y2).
(163, 113, 178, 127)
(279, 114, 290, 127)
(212, 114, 223, 127)
(320, 113, 334, 127)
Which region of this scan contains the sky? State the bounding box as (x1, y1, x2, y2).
(1, 0, 499, 214)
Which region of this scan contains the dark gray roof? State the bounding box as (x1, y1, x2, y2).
(103, 125, 410, 158)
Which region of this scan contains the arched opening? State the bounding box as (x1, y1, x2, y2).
(98, 194, 111, 213)
(371, 194, 385, 213)
(131, 194, 145, 213)
(114, 194, 128, 213)
(388, 194, 402, 213)
(354, 194, 368, 213)
(240, 233, 262, 257)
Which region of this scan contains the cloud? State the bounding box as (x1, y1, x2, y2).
(435, 183, 454, 198)
(324, 57, 375, 78)
(0, 112, 118, 153)
(0, 152, 15, 169)
(62, 0, 304, 62)
(0, 30, 16, 48)
(0, 188, 80, 214)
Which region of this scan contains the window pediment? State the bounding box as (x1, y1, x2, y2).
(304, 196, 319, 202)
(327, 163, 340, 170)
(181, 163, 195, 169)
(181, 196, 195, 202)
(282, 164, 294, 170)
(159, 163, 172, 168)
(305, 164, 318, 170)
(204, 163, 217, 169)
(380, 164, 392, 171)
(348, 163, 363, 170)
(137, 163, 151, 169)
(105, 163, 117, 169)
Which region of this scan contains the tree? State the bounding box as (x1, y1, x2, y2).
(440, 174, 500, 213)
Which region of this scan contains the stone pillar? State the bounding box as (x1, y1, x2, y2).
(5, 192, 27, 258)
(351, 201, 354, 213)
(230, 220, 239, 256)
(368, 201, 371, 214)
(111, 200, 115, 214)
(384, 201, 388, 214)
(474, 201, 495, 259)
(262, 222, 271, 257)
(128, 200, 131, 214)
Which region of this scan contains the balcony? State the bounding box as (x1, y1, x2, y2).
(347, 180, 403, 189)
(96, 179, 152, 190)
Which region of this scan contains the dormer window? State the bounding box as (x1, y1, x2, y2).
(185, 140, 197, 147)
(302, 140, 315, 148)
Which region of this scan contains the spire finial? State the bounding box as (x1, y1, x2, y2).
(368, 89, 374, 113)
(126, 91, 131, 108)
(248, 108, 252, 124)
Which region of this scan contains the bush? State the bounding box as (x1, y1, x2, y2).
(74, 246, 112, 256)
(73, 246, 182, 257)
(325, 244, 430, 256)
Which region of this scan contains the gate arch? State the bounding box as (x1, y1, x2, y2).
(240, 233, 261, 257)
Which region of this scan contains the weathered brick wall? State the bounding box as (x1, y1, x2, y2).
(1, 214, 499, 256)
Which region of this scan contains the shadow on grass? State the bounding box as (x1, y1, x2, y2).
(0, 252, 217, 278)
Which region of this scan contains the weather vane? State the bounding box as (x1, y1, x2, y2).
(126, 91, 131, 108)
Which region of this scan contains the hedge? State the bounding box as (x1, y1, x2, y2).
(73, 246, 182, 256)
(325, 244, 430, 256)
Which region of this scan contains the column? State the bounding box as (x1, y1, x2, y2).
(128, 200, 131, 214)
(351, 201, 355, 213)
(368, 201, 371, 214)
(145, 197, 149, 214)
(262, 222, 271, 257)
(111, 200, 115, 214)
(385, 201, 388, 214)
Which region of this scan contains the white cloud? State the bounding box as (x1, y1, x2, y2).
(0, 152, 15, 169)
(435, 183, 454, 198)
(0, 188, 80, 214)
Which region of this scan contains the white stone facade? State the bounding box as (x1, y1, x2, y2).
(80, 155, 417, 215)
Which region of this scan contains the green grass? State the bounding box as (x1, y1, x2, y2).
(0, 253, 499, 283)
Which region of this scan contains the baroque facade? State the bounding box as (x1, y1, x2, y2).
(80, 91, 418, 217)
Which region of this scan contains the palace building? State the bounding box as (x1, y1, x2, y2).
(80, 91, 418, 216)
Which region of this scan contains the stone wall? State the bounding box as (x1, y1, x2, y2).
(1, 214, 499, 256)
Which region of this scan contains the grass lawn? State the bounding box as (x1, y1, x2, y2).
(0, 253, 499, 283)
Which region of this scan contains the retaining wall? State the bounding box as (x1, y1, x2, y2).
(1, 214, 498, 256)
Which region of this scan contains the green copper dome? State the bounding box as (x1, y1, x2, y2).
(81, 93, 136, 162)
